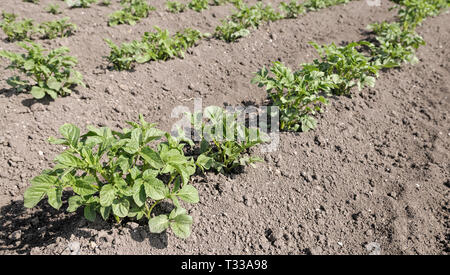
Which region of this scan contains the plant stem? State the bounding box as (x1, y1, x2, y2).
(147, 200, 161, 217)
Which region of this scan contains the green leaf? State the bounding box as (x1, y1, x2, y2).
(31, 86, 46, 99)
(47, 187, 63, 209)
(123, 139, 140, 154)
(48, 136, 68, 145)
(169, 207, 187, 219)
(24, 59, 35, 70)
(143, 177, 169, 200)
(116, 156, 130, 173)
(46, 89, 58, 100)
(55, 151, 83, 168)
(112, 198, 130, 218)
(132, 180, 146, 207)
(170, 214, 193, 239)
(161, 149, 187, 165)
(67, 195, 83, 212)
(139, 147, 164, 169)
(176, 184, 199, 203)
(142, 169, 158, 180)
(196, 154, 212, 171)
(99, 184, 115, 207)
(148, 214, 169, 233)
(129, 167, 141, 180)
(24, 174, 57, 208)
(59, 124, 80, 147)
(84, 204, 97, 222)
(99, 206, 111, 221)
(73, 177, 98, 196)
(47, 77, 62, 91)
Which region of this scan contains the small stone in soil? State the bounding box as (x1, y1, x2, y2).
(9, 230, 22, 241)
(68, 241, 81, 255)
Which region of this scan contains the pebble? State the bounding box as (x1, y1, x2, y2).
(114, 105, 124, 113)
(10, 156, 24, 162)
(118, 84, 129, 91)
(127, 222, 139, 230)
(90, 241, 98, 249)
(68, 241, 81, 255)
(300, 171, 312, 183)
(9, 230, 22, 241)
(243, 195, 252, 206)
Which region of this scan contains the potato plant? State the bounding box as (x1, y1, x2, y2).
(46, 4, 62, 14)
(106, 27, 206, 70)
(252, 62, 332, 132)
(0, 13, 35, 41)
(38, 18, 77, 39)
(24, 116, 200, 239)
(368, 21, 425, 67)
(215, 2, 282, 42)
(310, 41, 379, 95)
(211, 0, 229, 6)
(0, 14, 77, 41)
(108, 0, 156, 26)
(66, 0, 98, 8)
(303, 0, 351, 11)
(166, 1, 187, 13)
(187, 106, 267, 173)
(395, 0, 448, 29)
(0, 42, 84, 99)
(279, 0, 306, 18)
(188, 0, 209, 12)
(100, 0, 112, 6)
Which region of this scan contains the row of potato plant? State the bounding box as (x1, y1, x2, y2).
(23, 107, 267, 238)
(0, 12, 76, 41)
(215, 0, 354, 42)
(105, 27, 208, 70)
(252, 0, 448, 132)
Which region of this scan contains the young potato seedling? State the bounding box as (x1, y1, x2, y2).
(66, 0, 98, 8)
(166, 1, 187, 13)
(303, 0, 351, 11)
(0, 42, 84, 99)
(252, 61, 332, 132)
(46, 4, 62, 15)
(0, 12, 36, 41)
(100, 0, 112, 6)
(38, 17, 77, 39)
(0, 13, 77, 41)
(106, 27, 207, 70)
(187, 106, 267, 173)
(310, 41, 379, 95)
(368, 21, 425, 67)
(188, 0, 209, 12)
(108, 0, 156, 26)
(24, 116, 200, 239)
(215, 2, 282, 42)
(279, 0, 306, 18)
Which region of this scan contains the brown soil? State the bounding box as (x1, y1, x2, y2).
(0, 0, 448, 255)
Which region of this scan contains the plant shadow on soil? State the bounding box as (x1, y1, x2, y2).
(0, 196, 173, 254)
(0, 88, 23, 98)
(0, 197, 82, 254)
